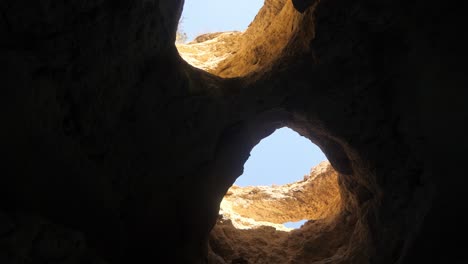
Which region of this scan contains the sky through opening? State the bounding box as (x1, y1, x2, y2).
(235, 127, 327, 187)
(179, 0, 264, 41)
(234, 127, 327, 229)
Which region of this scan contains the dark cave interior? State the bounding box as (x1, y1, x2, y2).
(1, 0, 467, 263)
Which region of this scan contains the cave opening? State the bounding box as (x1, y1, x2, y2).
(234, 127, 326, 187)
(216, 127, 338, 231)
(176, 0, 264, 43)
(209, 125, 346, 262)
(175, 0, 264, 73)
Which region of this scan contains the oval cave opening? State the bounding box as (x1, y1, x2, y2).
(216, 127, 341, 231)
(175, 0, 264, 73)
(175, 0, 315, 78)
(209, 127, 344, 263)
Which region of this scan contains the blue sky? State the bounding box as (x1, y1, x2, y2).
(179, 0, 264, 41)
(235, 127, 327, 229)
(284, 219, 308, 229)
(234, 127, 327, 187)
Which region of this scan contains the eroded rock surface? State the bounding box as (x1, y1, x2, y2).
(218, 161, 340, 231)
(176, 31, 243, 72)
(177, 0, 315, 78)
(209, 212, 358, 264)
(208, 161, 344, 263)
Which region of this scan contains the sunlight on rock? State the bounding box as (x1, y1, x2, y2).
(176, 31, 242, 72)
(216, 161, 341, 232)
(175, 0, 316, 78)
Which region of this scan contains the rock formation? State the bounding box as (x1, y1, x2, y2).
(177, 0, 315, 78)
(208, 161, 343, 263)
(1, 0, 467, 263)
(217, 161, 340, 231)
(176, 31, 243, 72)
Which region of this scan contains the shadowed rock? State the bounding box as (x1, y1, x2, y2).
(1, 0, 466, 263)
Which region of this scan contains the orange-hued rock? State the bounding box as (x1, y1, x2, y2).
(218, 161, 341, 231)
(176, 31, 242, 72)
(209, 213, 360, 264)
(177, 0, 315, 78)
(207, 162, 355, 263)
(208, 161, 347, 263)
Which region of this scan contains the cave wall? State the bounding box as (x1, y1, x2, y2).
(1, 0, 467, 263)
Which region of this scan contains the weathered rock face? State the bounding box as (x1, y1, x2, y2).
(177, 0, 315, 78)
(176, 31, 243, 72)
(218, 161, 340, 230)
(209, 211, 357, 264)
(1, 0, 466, 263)
(208, 161, 344, 263)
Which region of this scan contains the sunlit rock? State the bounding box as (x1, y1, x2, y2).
(217, 161, 340, 231)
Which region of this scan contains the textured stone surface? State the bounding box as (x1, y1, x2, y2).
(207, 161, 344, 263)
(177, 31, 243, 72)
(209, 212, 358, 264)
(178, 0, 316, 78)
(218, 161, 340, 230)
(0, 0, 466, 263)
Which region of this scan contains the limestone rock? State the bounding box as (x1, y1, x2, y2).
(218, 161, 341, 230)
(176, 31, 242, 72)
(208, 161, 344, 263)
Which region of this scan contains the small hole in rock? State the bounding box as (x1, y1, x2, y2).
(283, 219, 308, 229)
